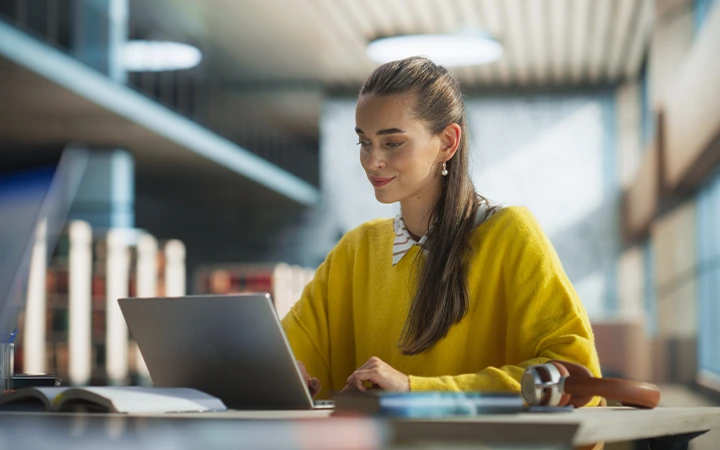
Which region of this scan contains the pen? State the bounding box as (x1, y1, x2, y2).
(4, 329, 18, 345)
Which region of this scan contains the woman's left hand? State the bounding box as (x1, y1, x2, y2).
(341, 356, 410, 393)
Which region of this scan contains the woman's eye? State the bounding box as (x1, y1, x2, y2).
(357, 140, 371, 147)
(386, 142, 403, 148)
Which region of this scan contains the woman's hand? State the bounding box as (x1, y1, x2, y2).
(297, 361, 321, 398)
(341, 356, 410, 393)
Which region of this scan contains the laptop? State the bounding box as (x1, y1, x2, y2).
(118, 293, 334, 410)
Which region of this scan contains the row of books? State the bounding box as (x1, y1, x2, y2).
(14, 220, 186, 386)
(14, 220, 316, 387)
(194, 263, 316, 320)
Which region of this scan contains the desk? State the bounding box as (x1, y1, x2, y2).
(1, 407, 718, 449)
(388, 406, 720, 448)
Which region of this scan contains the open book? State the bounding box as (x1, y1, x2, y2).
(0, 387, 227, 413)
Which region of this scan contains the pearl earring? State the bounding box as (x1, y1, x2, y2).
(441, 162, 448, 176)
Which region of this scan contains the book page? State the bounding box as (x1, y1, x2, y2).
(58, 387, 227, 413)
(0, 387, 68, 411)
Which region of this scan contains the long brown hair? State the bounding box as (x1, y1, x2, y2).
(359, 57, 495, 355)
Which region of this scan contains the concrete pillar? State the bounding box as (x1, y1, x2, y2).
(616, 81, 643, 190)
(72, 0, 128, 83)
(649, 0, 695, 111)
(67, 149, 134, 230)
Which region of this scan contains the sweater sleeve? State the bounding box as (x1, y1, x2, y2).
(408, 207, 602, 407)
(280, 248, 336, 400)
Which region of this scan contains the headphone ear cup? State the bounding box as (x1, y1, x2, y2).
(550, 360, 595, 408)
(553, 360, 593, 378)
(548, 361, 572, 406)
(532, 365, 554, 406)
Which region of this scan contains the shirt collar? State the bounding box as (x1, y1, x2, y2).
(392, 215, 428, 266)
(391, 201, 497, 266)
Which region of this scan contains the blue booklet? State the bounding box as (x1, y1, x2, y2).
(334, 391, 541, 418)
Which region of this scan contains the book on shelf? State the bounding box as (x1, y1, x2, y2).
(193, 263, 316, 318)
(0, 386, 226, 413)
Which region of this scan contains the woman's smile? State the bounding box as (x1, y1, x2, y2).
(369, 176, 395, 187)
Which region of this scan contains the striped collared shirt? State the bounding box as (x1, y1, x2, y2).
(392, 201, 499, 266)
(392, 215, 429, 266)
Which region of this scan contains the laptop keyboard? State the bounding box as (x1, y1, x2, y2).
(313, 399, 335, 408)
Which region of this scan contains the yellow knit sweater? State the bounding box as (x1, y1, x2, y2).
(281, 206, 601, 404)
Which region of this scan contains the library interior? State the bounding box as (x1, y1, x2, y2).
(1, 0, 720, 449)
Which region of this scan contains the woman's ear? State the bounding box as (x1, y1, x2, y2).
(440, 123, 462, 162)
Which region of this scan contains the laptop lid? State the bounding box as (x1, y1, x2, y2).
(118, 294, 315, 410)
(0, 148, 88, 337)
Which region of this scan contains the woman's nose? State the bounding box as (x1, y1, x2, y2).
(364, 147, 385, 170)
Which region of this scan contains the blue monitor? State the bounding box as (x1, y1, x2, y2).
(0, 148, 87, 339)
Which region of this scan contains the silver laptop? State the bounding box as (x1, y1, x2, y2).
(118, 293, 334, 410)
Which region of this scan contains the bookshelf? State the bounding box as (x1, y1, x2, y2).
(193, 263, 315, 319)
(14, 220, 315, 386)
(14, 221, 185, 387)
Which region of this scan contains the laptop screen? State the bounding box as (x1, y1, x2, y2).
(0, 149, 87, 338)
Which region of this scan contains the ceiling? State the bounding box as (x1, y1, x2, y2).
(127, 0, 657, 149)
(133, 0, 656, 88)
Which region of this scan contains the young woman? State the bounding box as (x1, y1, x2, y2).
(281, 56, 601, 404)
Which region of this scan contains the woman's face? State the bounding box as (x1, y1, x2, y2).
(355, 94, 445, 204)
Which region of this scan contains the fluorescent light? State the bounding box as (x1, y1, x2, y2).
(367, 30, 503, 67)
(122, 40, 202, 72)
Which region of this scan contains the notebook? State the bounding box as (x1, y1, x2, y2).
(0, 386, 227, 413)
